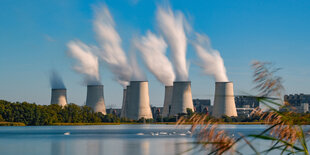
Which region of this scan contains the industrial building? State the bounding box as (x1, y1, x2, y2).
(151, 106, 163, 120)
(235, 96, 259, 108)
(106, 108, 122, 116)
(283, 94, 310, 113)
(235, 96, 259, 117)
(193, 99, 212, 114)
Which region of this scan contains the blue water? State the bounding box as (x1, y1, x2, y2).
(0, 125, 302, 155)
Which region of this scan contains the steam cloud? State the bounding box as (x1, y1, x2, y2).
(129, 47, 147, 81)
(135, 31, 175, 86)
(67, 40, 101, 85)
(93, 5, 132, 87)
(50, 70, 65, 89)
(156, 6, 189, 81)
(193, 33, 228, 82)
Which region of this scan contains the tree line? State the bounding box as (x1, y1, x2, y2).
(0, 100, 120, 125)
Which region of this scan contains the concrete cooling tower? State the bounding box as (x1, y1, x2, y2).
(212, 82, 237, 118)
(125, 81, 153, 120)
(86, 85, 106, 114)
(50, 89, 67, 106)
(162, 86, 173, 117)
(120, 88, 127, 118)
(122, 85, 131, 118)
(169, 81, 194, 117)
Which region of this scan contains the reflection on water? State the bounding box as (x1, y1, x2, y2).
(51, 141, 65, 155)
(48, 135, 194, 155)
(0, 125, 304, 155)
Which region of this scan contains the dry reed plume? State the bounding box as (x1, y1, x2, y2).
(179, 61, 309, 155)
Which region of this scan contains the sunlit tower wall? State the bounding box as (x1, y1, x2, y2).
(169, 81, 194, 116)
(126, 81, 153, 120)
(162, 86, 173, 117)
(50, 89, 67, 106)
(86, 85, 106, 114)
(212, 82, 238, 118)
(120, 88, 127, 118)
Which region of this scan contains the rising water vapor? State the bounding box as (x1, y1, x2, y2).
(135, 31, 175, 86)
(193, 33, 228, 82)
(49, 70, 65, 89)
(129, 47, 147, 81)
(93, 5, 132, 87)
(156, 6, 189, 81)
(67, 40, 101, 85)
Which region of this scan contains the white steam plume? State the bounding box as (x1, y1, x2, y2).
(193, 33, 228, 82)
(156, 6, 189, 81)
(50, 70, 65, 89)
(67, 40, 101, 85)
(93, 5, 132, 87)
(135, 31, 175, 86)
(129, 47, 147, 81)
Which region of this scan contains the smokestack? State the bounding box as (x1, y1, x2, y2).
(169, 81, 194, 116)
(125, 81, 153, 120)
(120, 88, 127, 118)
(212, 82, 237, 118)
(86, 85, 106, 114)
(162, 86, 173, 117)
(51, 89, 67, 106)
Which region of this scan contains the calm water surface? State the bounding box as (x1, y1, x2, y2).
(0, 125, 299, 155)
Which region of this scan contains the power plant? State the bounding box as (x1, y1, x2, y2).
(212, 82, 238, 118)
(49, 81, 239, 119)
(86, 85, 106, 114)
(50, 88, 67, 106)
(123, 81, 153, 120)
(169, 81, 194, 116)
(162, 86, 173, 117)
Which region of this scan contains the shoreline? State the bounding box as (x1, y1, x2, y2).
(0, 121, 278, 126)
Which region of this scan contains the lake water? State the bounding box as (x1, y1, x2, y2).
(0, 125, 304, 155)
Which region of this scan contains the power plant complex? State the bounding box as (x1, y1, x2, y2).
(57, 4, 242, 120)
(50, 81, 239, 119)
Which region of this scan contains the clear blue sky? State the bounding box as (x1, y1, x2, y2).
(0, 0, 310, 108)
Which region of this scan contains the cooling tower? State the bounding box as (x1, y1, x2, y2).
(120, 88, 127, 118)
(86, 85, 106, 114)
(212, 82, 237, 118)
(162, 86, 173, 117)
(122, 85, 132, 118)
(50, 89, 67, 106)
(169, 81, 194, 116)
(125, 81, 153, 120)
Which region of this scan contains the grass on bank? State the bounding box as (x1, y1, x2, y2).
(0, 122, 25, 126)
(0, 121, 268, 126)
(52, 122, 121, 126)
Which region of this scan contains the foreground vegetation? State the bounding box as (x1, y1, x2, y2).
(177, 61, 310, 155)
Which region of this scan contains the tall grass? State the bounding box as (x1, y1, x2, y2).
(180, 61, 309, 155)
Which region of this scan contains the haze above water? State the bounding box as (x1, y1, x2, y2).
(0, 125, 300, 155)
